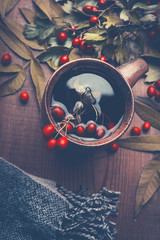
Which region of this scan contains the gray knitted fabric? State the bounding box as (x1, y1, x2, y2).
(0, 157, 120, 240)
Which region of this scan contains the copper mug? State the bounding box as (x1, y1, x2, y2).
(41, 58, 148, 147)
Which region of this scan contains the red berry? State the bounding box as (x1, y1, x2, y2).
(147, 85, 156, 97)
(51, 106, 65, 121)
(98, 0, 107, 7)
(109, 142, 119, 152)
(76, 125, 85, 136)
(142, 122, 150, 131)
(57, 32, 67, 43)
(63, 122, 73, 133)
(59, 55, 69, 65)
(1, 54, 11, 66)
(155, 91, 160, 102)
(79, 39, 86, 51)
(155, 10, 159, 15)
(70, 24, 76, 31)
(72, 38, 80, 47)
(82, 5, 92, 13)
(42, 124, 55, 138)
(86, 122, 96, 134)
(131, 126, 141, 136)
(155, 79, 160, 89)
(95, 126, 106, 138)
(92, 6, 99, 12)
(149, 30, 156, 38)
(47, 139, 57, 149)
(89, 16, 99, 24)
(107, 122, 115, 130)
(20, 91, 29, 103)
(157, 2, 160, 4)
(57, 136, 68, 149)
(146, 1, 151, 5)
(100, 56, 107, 62)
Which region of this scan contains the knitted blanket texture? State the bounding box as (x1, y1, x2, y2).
(0, 157, 120, 240)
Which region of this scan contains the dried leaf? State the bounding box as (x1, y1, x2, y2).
(0, 68, 26, 97)
(62, 1, 73, 14)
(0, 0, 8, 18)
(135, 155, 160, 218)
(0, 64, 22, 73)
(33, 0, 52, 21)
(4, 18, 45, 50)
(49, 0, 65, 23)
(135, 99, 160, 129)
(145, 64, 160, 83)
(135, 96, 160, 112)
(20, 8, 36, 24)
(117, 136, 160, 152)
(0, 24, 33, 60)
(5, 0, 20, 15)
(30, 58, 46, 108)
(69, 48, 81, 61)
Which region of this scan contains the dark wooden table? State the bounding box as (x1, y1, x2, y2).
(0, 1, 160, 239)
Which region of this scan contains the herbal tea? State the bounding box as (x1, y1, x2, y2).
(50, 71, 125, 141)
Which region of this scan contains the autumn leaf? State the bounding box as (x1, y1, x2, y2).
(103, 12, 121, 28)
(33, 0, 52, 21)
(4, 18, 45, 50)
(20, 8, 36, 24)
(135, 96, 160, 112)
(117, 136, 160, 152)
(5, 0, 20, 15)
(0, 64, 22, 73)
(135, 155, 160, 218)
(69, 48, 81, 61)
(0, 68, 26, 97)
(135, 99, 160, 130)
(30, 58, 46, 108)
(0, 23, 33, 60)
(49, 0, 65, 23)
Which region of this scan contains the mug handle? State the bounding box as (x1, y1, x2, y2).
(116, 58, 148, 88)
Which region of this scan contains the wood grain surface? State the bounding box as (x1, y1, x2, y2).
(0, 1, 160, 239)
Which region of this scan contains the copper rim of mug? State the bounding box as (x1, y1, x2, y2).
(43, 58, 134, 147)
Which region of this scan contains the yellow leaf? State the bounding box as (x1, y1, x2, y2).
(135, 155, 160, 218)
(0, 23, 33, 60)
(20, 7, 35, 24)
(103, 12, 121, 28)
(0, 68, 26, 97)
(0, 64, 22, 73)
(30, 58, 46, 108)
(4, 18, 45, 51)
(49, 0, 65, 23)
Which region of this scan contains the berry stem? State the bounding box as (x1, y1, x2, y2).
(98, 3, 117, 18)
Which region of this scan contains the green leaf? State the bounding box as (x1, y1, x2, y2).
(140, 14, 157, 24)
(38, 25, 54, 43)
(145, 64, 160, 83)
(4, 18, 45, 50)
(101, 44, 115, 59)
(135, 155, 160, 218)
(117, 136, 160, 152)
(115, 2, 125, 9)
(38, 46, 69, 63)
(23, 24, 39, 40)
(103, 12, 122, 28)
(0, 68, 26, 97)
(69, 48, 81, 61)
(132, 2, 160, 11)
(84, 32, 107, 42)
(135, 99, 160, 129)
(120, 9, 129, 21)
(33, 0, 52, 21)
(62, 1, 73, 14)
(0, 24, 33, 60)
(115, 42, 129, 64)
(48, 37, 72, 48)
(30, 58, 46, 108)
(20, 8, 36, 24)
(76, 22, 90, 30)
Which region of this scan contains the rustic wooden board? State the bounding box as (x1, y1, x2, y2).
(0, 1, 160, 239)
